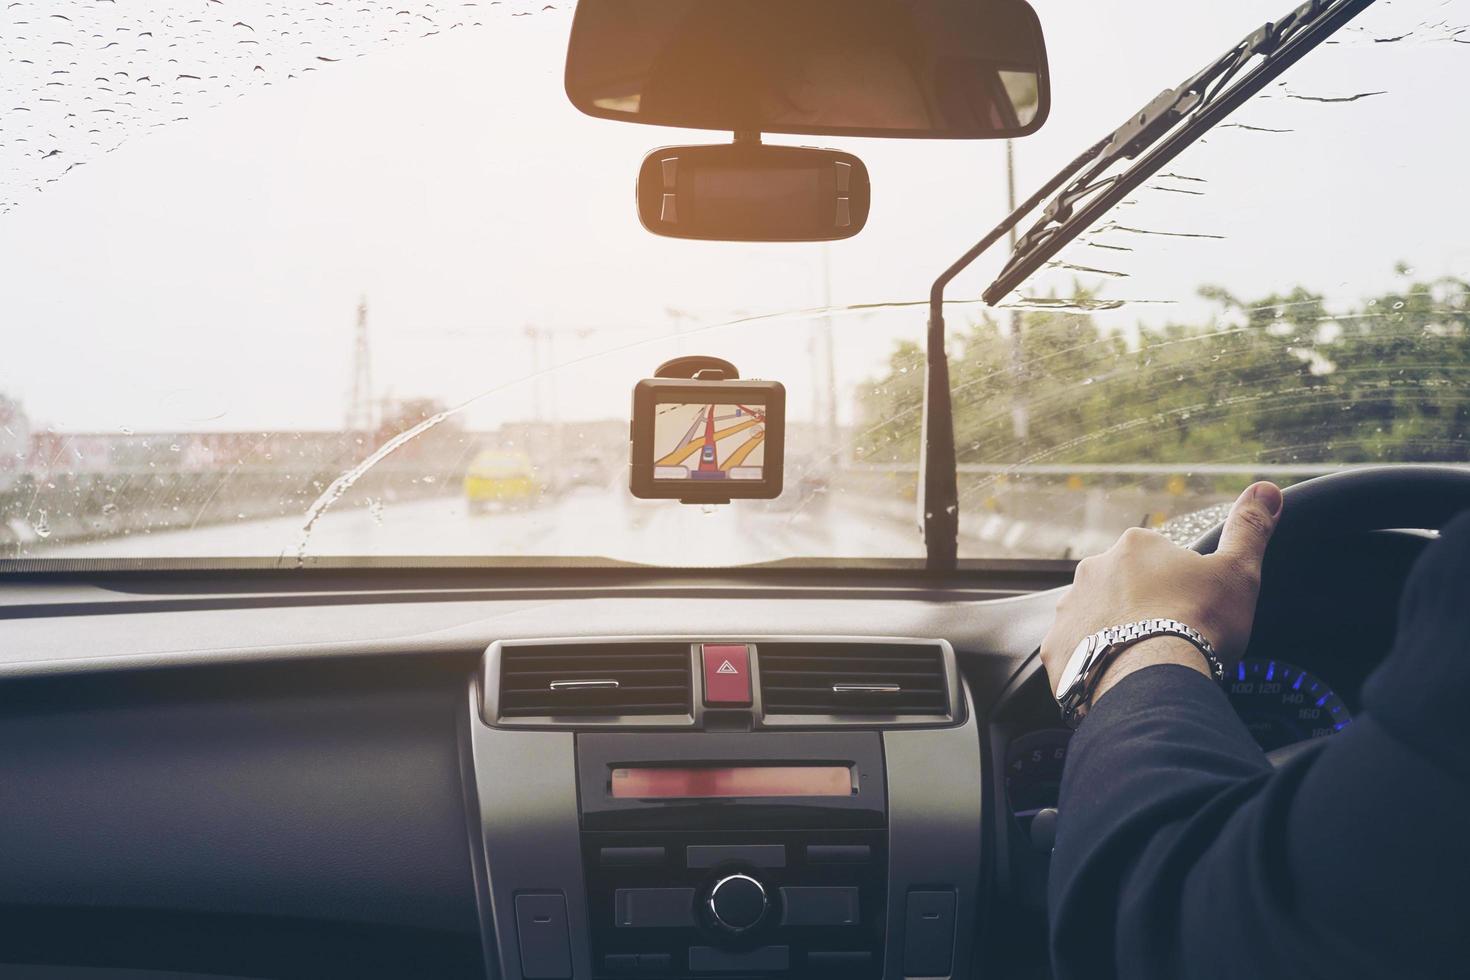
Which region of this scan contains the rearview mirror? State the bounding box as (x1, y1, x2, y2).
(566, 0, 1049, 139)
(637, 142, 870, 242)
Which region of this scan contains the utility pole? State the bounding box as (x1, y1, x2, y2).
(819, 247, 839, 456)
(346, 297, 374, 434)
(665, 307, 691, 354)
(1006, 140, 1030, 442)
(521, 324, 597, 468)
(523, 325, 544, 420)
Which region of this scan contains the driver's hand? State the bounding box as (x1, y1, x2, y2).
(1040, 482, 1284, 708)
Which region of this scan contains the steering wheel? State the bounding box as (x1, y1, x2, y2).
(1025, 466, 1470, 849)
(1190, 464, 1470, 555)
(1188, 464, 1470, 767)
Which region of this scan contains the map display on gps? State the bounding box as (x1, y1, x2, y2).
(652, 402, 766, 482)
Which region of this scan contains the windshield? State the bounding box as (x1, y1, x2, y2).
(2, 0, 1466, 567)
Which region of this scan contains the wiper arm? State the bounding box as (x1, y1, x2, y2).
(981, 0, 1376, 305)
(918, 0, 1374, 570)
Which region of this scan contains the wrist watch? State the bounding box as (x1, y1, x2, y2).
(1054, 618, 1223, 727)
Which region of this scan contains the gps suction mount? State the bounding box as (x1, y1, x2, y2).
(653, 355, 740, 382)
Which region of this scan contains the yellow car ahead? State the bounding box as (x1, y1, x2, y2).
(463, 450, 538, 513)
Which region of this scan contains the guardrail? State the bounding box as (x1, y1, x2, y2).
(848, 462, 1470, 476)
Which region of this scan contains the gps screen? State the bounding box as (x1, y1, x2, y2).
(651, 401, 766, 482)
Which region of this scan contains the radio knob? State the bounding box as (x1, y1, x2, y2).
(707, 873, 768, 932)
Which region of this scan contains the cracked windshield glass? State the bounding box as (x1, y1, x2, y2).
(2, 0, 1467, 565)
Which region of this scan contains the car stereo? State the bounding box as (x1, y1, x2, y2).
(464, 636, 983, 980)
(577, 732, 888, 978)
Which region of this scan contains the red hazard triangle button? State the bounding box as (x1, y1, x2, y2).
(702, 644, 751, 706)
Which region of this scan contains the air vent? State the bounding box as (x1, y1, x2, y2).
(758, 642, 950, 717)
(496, 643, 692, 719)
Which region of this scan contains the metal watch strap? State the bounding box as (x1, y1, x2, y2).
(1106, 619, 1223, 681)
(1057, 618, 1223, 727)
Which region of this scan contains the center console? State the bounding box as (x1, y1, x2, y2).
(461, 637, 982, 980)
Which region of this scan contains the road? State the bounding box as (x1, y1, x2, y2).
(653, 403, 766, 480)
(29, 480, 1215, 564)
(36, 484, 927, 565)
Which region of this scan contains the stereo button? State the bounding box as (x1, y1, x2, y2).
(779, 886, 859, 927)
(708, 873, 768, 932)
(808, 951, 872, 971)
(600, 846, 666, 869)
(688, 946, 790, 973)
(603, 954, 638, 975)
(638, 953, 672, 974)
(806, 844, 871, 864)
(687, 844, 785, 869)
(615, 887, 696, 928)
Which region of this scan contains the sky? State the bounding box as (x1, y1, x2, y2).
(1, 0, 1467, 434)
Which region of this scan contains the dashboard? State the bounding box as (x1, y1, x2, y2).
(0, 527, 1425, 980)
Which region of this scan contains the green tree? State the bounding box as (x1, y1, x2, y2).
(857, 272, 1470, 471)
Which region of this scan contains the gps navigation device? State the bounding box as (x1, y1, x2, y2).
(630, 359, 785, 503)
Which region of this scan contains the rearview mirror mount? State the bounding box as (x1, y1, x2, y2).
(637, 140, 870, 242)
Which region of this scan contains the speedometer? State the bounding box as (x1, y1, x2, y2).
(1225, 658, 1352, 752)
(1005, 728, 1072, 830)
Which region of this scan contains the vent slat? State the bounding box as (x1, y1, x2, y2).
(498, 643, 692, 719)
(503, 667, 686, 678)
(763, 686, 945, 695)
(503, 653, 686, 666)
(764, 704, 940, 713)
(504, 670, 687, 685)
(755, 654, 929, 664)
(504, 684, 688, 696)
(761, 665, 930, 675)
(760, 670, 941, 681)
(758, 643, 948, 716)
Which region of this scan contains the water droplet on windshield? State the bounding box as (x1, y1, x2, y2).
(120, 426, 134, 435)
(33, 512, 51, 539)
(169, 443, 180, 452)
(368, 498, 385, 525)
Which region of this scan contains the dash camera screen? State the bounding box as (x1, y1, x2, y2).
(651, 401, 766, 482)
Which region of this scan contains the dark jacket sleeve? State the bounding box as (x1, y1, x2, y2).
(1048, 512, 1470, 980)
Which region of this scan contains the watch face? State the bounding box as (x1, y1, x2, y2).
(1055, 633, 1097, 699)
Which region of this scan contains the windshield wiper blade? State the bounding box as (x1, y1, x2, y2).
(981, 0, 1377, 305)
(918, 0, 1374, 571)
